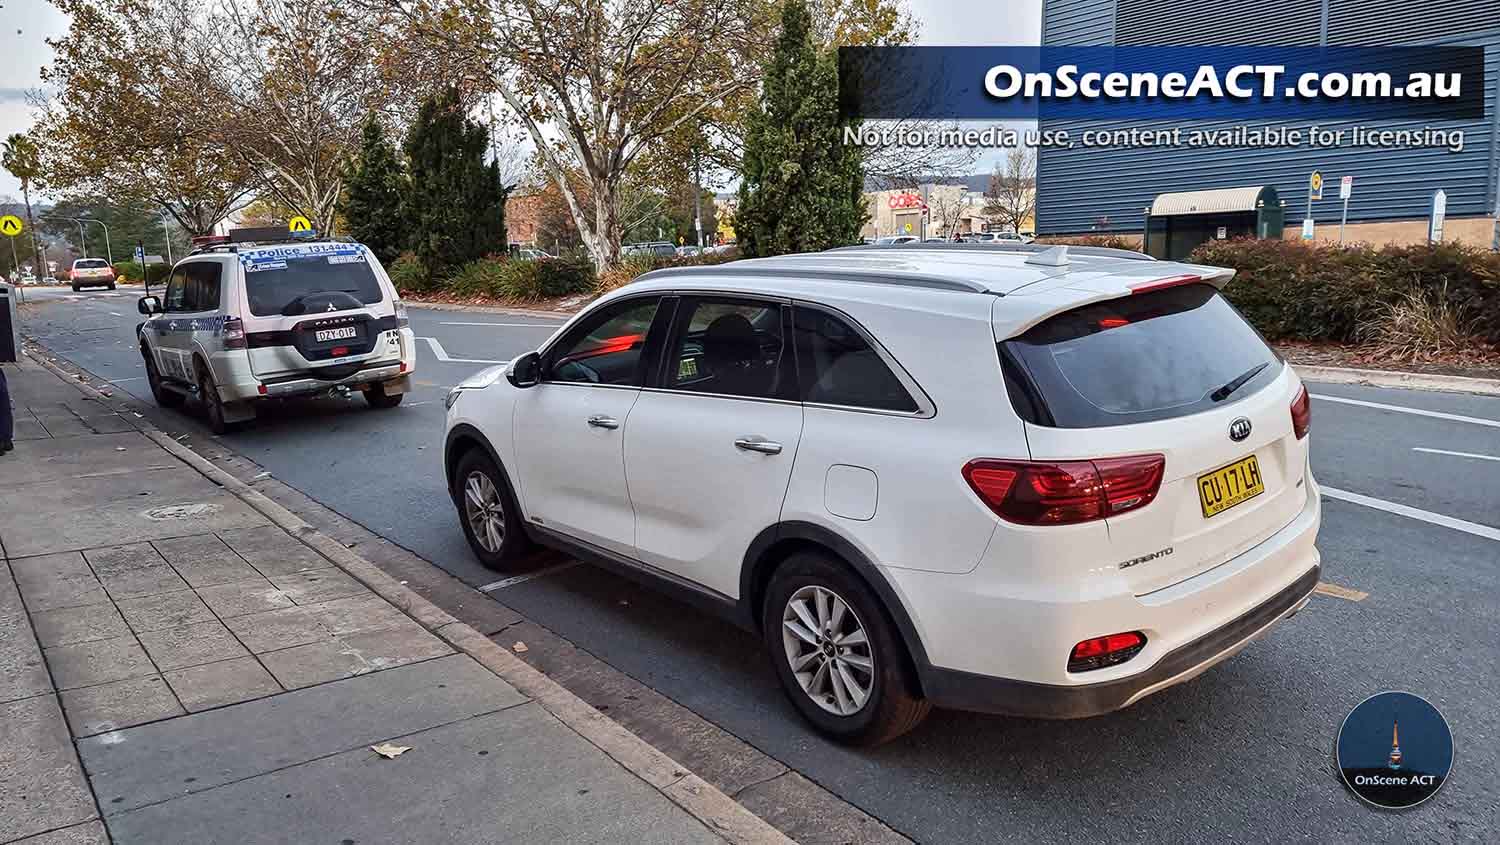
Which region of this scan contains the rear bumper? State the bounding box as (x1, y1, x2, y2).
(921, 564, 1319, 718)
(217, 327, 416, 402)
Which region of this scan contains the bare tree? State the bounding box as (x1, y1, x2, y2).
(925, 186, 968, 239)
(983, 147, 1036, 234)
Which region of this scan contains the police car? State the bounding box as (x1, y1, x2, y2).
(136, 226, 416, 433)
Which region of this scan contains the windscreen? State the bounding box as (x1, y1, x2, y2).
(1004, 284, 1281, 428)
(75, 259, 109, 269)
(241, 245, 384, 317)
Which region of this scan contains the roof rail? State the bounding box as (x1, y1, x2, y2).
(831, 242, 1156, 262)
(637, 264, 991, 293)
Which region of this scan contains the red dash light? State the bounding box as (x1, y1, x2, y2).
(1097, 316, 1130, 329)
(1069, 632, 1146, 672)
(1129, 274, 1202, 294)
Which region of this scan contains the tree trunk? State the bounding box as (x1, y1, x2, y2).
(21, 185, 41, 276)
(590, 178, 622, 270)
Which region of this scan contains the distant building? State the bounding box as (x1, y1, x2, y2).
(863, 184, 1024, 239)
(505, 192, 543, 246)
(1039, 0, 1500, 253)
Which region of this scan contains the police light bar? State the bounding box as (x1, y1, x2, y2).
(229, 226, 295, 243)
(191, 234, 231, 247)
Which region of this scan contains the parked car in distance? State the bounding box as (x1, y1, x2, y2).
(873, 235, 918, 245)
(443, 242, 1322, 746)
(69, 258, 117, 291)
(516, 247, 555, 260)
(677, 245, 702, 257)
(623, 241, 678, 257)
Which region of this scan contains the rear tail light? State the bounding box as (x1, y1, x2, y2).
(1290, 384, 1311, 439)
(222, 316, 246, 349)
(962, 454, 1165, 525)
(1069, 631, 1146, 672)
(394, 299, 409, 329)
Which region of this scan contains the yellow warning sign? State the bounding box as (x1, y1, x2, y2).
(288, 216, 313, 233)
(0, 215, 22, 236)
(1309, 170, 1324, 201)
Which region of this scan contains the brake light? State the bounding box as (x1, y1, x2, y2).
(222, 316, 246, 349)
(962, 454, 1165, 525)
(1290, 384, 1311, 439)
(1129, 273, 1201, 294)
(1069, 631, 1146, 672)
(394, 298, 409, 329)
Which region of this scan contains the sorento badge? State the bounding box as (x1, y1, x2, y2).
(1337, 690, 1453, 809)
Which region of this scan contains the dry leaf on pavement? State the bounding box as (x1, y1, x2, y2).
(371, 743, 412, 759)
(512, 641, 529, 653)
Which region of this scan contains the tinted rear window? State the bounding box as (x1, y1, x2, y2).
(242, 247, 383, 317)
(75, 259, 109, 269)
(1004, 284, 1280, 428)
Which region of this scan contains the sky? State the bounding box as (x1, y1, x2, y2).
(0, 0, 1042, 197)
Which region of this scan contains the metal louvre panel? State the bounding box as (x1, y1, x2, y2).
(1116, 0, 1322, 45)
(1044, 0, 1118, 46)
(1328, 3, 1500, 44)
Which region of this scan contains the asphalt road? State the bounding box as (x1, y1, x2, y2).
(19, 289, 1500, 842)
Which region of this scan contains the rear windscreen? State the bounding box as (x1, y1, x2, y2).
(242, 247, 384, 317)
(75, 259, 109, 269)
(1003, 284, 1281, 428)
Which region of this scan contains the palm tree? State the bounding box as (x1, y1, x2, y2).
(2, 133, 43, 274)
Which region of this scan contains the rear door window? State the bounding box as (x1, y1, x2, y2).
(1004, 284, 1281, 428)
(242, 245, 383, 316)
(184, 262, 222, 312)
(792, 306, 917, 412)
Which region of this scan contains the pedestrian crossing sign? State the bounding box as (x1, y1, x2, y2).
(288, 216, 313, 234)
(0, 215, 22, 236)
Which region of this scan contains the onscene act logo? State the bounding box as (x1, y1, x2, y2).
(1336, 691, 1453, 809)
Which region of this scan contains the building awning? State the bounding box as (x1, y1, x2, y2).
(1150, 186, 1278, 217)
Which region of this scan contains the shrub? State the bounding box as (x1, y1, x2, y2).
(598, 248, 743, 293)
(1357, 283, 1478, 362)
(112, 261, 171, 285)
(1191, 239, 1500, 344)
(445, 256, 595, 301)
(1034, 234, 1141, 251)
(386, 252, 431, 293)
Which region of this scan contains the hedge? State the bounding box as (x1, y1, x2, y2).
(447, 256, 596, 300)
(113, 261, 172, 285)
(1189, 239, 1500, 345)
(598, 248, 742, 292)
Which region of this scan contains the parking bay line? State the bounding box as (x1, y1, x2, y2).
(1314, 582, 1369, 602)
(419, 337, 509, 365)
(1321, 485, 1500, 543)
(1412, 446, 1500, 463)
(1310, 393, 1500, 429)
(478, 561, 581, 592)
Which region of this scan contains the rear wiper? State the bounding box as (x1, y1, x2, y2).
(1210, 362, 1270, 402)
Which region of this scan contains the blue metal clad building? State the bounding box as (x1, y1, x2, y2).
(1037, 1, 1500, 239)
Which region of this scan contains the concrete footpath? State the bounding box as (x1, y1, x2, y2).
(0, 357, 789, 845)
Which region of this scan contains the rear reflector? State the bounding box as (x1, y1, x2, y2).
(1129, 274, 1201, 294)
(1290, 384, 1311, 439)
(1069, 631, 1146, 673)
(962, 454, 1165, 525)
(221, 317, 247, 350)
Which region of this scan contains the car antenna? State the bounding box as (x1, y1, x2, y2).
(1025, 245, 1070, 268)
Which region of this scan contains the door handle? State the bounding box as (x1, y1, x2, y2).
(587, 415, 620, 430)
(735, 437, 783, 455)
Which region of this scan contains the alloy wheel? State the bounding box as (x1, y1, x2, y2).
(463, 471, 506, 553)
(781, 585, 875, 716)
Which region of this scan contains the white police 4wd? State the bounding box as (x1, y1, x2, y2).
(137, 228, 416, 433)
(443, 243, 1321, 746)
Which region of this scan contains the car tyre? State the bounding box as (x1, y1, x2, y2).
(141, 347, 184, 408)
(363, 383, 404, 409)
(107, 282, 116, 291)
(70, 285, 79, 292)
(452, 449, 531, 570)
(762, 552, 931, 746)
(196, 366, 232, 435)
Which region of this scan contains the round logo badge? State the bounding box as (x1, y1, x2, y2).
(1336, 691, 1453, 809)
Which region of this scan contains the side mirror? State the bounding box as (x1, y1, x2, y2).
(507, 351, 541, 388)
(137, 295, 162, 316)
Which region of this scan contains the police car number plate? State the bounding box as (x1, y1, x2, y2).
(315, 327, 358, 343)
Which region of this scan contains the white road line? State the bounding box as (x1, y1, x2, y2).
(419, 337, 509, 365)
(478, 561, 581, 592)
(439, 321, 564, 328)
(1321, 486, 1500, 542)
(108, 376, 146, 383)
(1412, 447, 1500, 463)
(108, 311, 122, 317)
(1311, 393, 1500, 429)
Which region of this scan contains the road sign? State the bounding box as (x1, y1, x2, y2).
(288, 216, 313, 233)
(1309, 171, 1324, 201)
(134, 244, 145, 264)
(1430, 189, 1447, 243)
(0, 215, 22, 236)
(1339, 175, 1353, 200)
(1301, 218, 1315, 240)
(1215, 226, 1228, 240)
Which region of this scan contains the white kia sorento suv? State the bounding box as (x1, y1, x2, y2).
(443, 243, 1321, 745)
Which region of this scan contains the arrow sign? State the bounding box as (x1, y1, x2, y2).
(0, 215, 22, 236)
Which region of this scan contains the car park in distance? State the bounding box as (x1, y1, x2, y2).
(70, 258, 117, 291)
(136, 227, 416, 434)
(442, 242, 1321, 745)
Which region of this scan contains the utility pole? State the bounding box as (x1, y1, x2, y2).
(693, 148, 703, 250)
(161, 212, 173, 265)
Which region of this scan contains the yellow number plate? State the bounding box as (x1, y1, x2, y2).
(1197, 455, 1265, 518)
